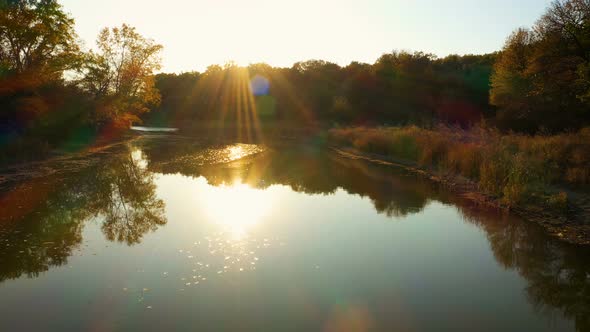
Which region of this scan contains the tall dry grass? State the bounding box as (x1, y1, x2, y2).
(329, 126, 590, 208)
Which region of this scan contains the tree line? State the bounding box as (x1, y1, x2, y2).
(145, 0, 590, 133)
(145, 54, 495, 131)
(1, 0, 589, 160)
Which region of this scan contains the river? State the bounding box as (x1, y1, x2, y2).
(0, 136, 588, 331)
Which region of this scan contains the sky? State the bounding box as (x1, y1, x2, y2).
(60, 0, 551, 73)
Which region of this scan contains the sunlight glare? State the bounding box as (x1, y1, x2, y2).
(202, 181, 273, 239)
(228, 145, 245, 160)
(131, 149, 148, 169)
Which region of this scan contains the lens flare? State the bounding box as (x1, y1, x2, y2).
(251, 75, 270, 96)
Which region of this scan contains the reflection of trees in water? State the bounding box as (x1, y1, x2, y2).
(146, 143, 435, 218)
(460, 206, 590, 332)
(86, 152, 166, 245)
(0, 178, 86, 282)
(1, 140, 589, 330)
(145, 141, 590, 331)
(327, 155, 435, 217)
(0, 145, 166, 282)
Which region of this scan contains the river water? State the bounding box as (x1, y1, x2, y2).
(0, 137, 588, 331)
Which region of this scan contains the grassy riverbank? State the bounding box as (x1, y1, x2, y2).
(328, 126, 590, 211)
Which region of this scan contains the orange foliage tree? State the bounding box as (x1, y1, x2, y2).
(78, 24, 163, 128)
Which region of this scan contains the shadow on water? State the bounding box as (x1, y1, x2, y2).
(0, 137, 588, 330)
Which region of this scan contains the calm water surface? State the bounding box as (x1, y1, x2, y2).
(0, 137, 588, 331)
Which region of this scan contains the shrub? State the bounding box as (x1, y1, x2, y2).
(328, 126, 590, 205)
(547, 192, 568, 212)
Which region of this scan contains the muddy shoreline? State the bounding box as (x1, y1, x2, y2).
(0, 137, 142, 191)
(331, 146, 590, 246)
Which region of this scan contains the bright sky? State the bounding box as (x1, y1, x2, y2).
(60, 0, 551, 73)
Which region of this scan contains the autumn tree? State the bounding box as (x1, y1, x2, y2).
(490, 0, 590, 131)
(0, 0, 79, 79)
(0, 0, 84, 148)
(79, 24, 163, 127)
(490, 28, 537, 129)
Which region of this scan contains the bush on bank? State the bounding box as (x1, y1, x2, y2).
(328, 126, 590, 208)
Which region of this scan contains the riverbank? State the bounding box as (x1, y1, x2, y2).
(328, 126, 590, 245)
(3, 127, 589, 245)
(0, 135, 142, 191)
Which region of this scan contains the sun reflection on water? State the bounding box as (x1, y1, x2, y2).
(201, 181, 273, 239)
(131, 149, 148, 169)
(171, 143, 265, 166)
(228, 145, 245, 160)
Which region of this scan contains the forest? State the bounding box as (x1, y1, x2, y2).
(145, 0, 589, 134)
(0, 0, 589, 161)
